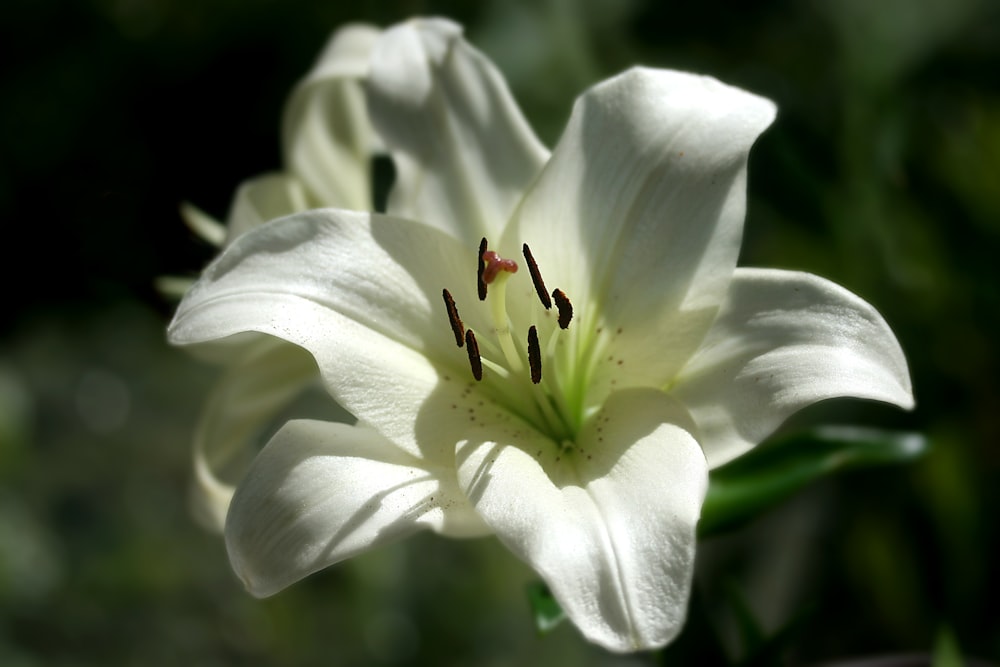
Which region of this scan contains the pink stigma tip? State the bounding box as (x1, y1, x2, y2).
(482, 251, 518, 284)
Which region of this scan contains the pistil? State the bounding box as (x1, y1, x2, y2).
(486, 267, 524, 375)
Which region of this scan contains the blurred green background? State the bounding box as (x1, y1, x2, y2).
(2, 0, 998, 664)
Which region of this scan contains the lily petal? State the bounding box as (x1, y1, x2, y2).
(168, 208, 498, 456)
(283, 23, 381, 210)
(190, 339, 320, 532)
(226, 418, 490, 598)
(506, 68, 776, 391)
(455, 388, 708, 652)
(367, 18, 549, 246)
(224, 173, 310, 244)
(673, 268, 915, 468)
(180, 201, 226, 246)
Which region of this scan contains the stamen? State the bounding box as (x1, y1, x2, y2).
(527, 325, 542, 384)
(553, 289, 573, 329)
(521, 244, 551, 309)
(465, 329, 483, 381)
(442, 289, 465, 347)
(477, 237, 488, 301)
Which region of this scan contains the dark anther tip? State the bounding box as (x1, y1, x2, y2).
(527, 325, 542, 384)
(442, 288, 465, 347)
(553, 289, 573, 329)
(522, 243, 552, 310)
(477, 238, 488, 301)
(465, 329, 483, 381)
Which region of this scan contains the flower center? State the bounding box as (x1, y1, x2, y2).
(442, 237, 576, 440)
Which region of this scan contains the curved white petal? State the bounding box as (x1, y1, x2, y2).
(168, 209, 501, 456)
(190, 339, 321, 532)
(504, 67, 777, 394)
(367, 18, 549, 246)
(455, 388, 708, 652)
(673, 268, 915, 468)
(226, 419, 490, 598)
(282, 24, 381, 209)
(224, 173, 310, 244)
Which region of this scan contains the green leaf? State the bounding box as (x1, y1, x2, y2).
(932, 626, 964, 667)
(700, 426, 928, 537)
(526, 581, 566, 634)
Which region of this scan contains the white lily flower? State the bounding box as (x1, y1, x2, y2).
(169, 18, 914, 652)
(182, 23, 383, 530)
(184, 22, 382, 247)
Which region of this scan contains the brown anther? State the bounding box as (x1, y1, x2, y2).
(465, 329, 483, 381)
(522, 244, 551, 310)
(442, 289, 465, 347)
(477, 237, 488, 301)
(527, 325, 542, 384)
(553, 289, 573, 329)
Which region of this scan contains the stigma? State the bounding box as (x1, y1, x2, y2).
(478, 239, 519, 300)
